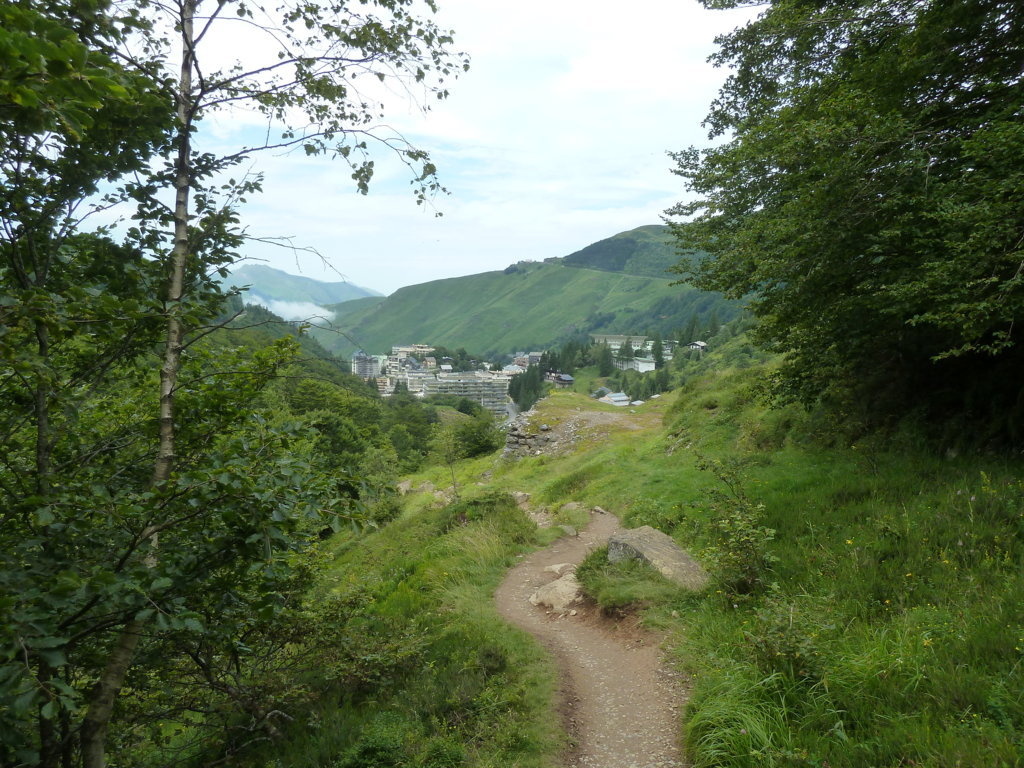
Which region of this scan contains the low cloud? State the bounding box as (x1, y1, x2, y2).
(247, 294, 335, 323)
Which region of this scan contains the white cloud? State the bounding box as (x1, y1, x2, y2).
(246, 294, 336, 323)
(121, 0, 760, 295)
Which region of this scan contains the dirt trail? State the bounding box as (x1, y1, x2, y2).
(494, 511, 687, 768)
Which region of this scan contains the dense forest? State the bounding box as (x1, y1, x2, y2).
(668, 0, 1024, 445)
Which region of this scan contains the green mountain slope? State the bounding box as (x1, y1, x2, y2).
(226, 264, 381, 306)
(313, 228, 736, 358)
(325, 294, 386, 321)
(558, 223, 686, 278)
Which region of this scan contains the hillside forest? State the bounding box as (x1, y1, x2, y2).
(2, 0, 1023, 768)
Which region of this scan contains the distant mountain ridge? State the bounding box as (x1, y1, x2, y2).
(309, 225, 736, 358)
(225, 264, 381, 307)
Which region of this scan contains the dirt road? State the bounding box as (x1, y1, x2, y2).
(494, 511, 687, 768)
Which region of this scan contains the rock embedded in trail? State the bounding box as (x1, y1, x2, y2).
(608, 526, 709, 590)
(529, 572, 583, 612)
(543, 563, 576, 577)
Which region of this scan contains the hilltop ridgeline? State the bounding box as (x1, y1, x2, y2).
(310, 225, 733, 358)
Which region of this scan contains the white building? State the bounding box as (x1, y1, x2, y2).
(422, 371, 510, 417)
(351, 350, 380, 379)
(614, 357, 657, 373)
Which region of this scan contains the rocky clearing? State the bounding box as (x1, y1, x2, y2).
(503, 399, 665, 459)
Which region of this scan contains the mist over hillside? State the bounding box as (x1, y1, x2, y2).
(224, 264, 381, 320)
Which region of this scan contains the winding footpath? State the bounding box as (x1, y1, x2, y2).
(494, 511, 688, 768)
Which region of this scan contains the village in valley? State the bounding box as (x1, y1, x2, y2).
(349, 334, 709, 418)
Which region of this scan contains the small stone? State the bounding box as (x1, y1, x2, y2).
(544, 562, 576, 576)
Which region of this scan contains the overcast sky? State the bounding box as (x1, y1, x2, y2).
(215, 0, 757, 295)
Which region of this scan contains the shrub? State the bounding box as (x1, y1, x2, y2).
(332, 713, 415, 767)
(418, 736, 465, 767)
(695, 455, 777, 595)
(576, 545, 681, 615)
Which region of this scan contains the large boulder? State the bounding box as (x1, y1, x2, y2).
(529, 573, 583, 612)
(607, 526, 708, 590)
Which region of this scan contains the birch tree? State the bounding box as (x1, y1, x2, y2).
(82, 2, 465, 764)
(1, 0, 466, 764)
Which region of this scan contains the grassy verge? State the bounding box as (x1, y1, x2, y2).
(632, 355, 1024, 767)
(253, 491, 562, 768)
(527, 342, 1024, 767)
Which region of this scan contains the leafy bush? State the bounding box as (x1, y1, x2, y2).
(418, 736, 465, 767)
(695, 455, 777, 595)
(454, 412, 502, 458)
(331, 713, 414, 768)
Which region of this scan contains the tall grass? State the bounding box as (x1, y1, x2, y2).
(511, 338, 1024, 767)
(245, 491, 562, 768)
(648, 344, 1024, 767)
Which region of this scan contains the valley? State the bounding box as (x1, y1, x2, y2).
(4, 2, 1021, 766)
(242, 344, 1024, 768)
(229, 226, 738, 360)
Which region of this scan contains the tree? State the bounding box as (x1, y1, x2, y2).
(668, 0, 1024, 439)
(455, 410, 503, 458)
(92, 2, 463, 761)
(508, 364, 544, 411)
(431, 423, 462, 502)
(705, 309, 720, 340)
(595, 342, 615, 377)
(680, 312, 699, 345)
(655, 366, 671, 394)
(1, 0, 467, 763)
(651, 333, 665, 369)
(1, 3, 176, 762)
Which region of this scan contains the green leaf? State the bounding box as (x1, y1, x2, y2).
(33, 507, 54, 526)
